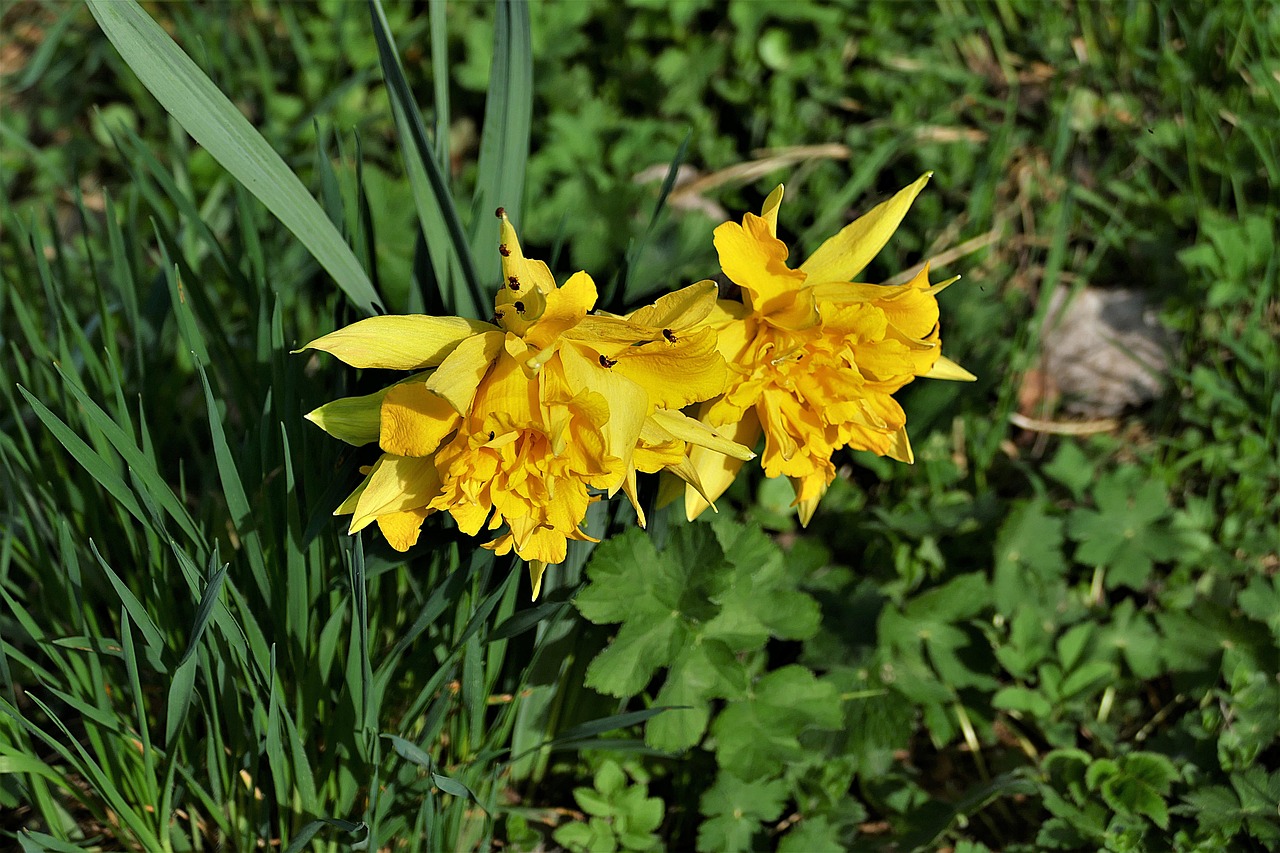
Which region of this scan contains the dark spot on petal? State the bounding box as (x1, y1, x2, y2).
(598, 354, 617, 368)
(488, 431, 495, 440)
(495, 206, 505, 218)
(507, 275, 520, 290)
(498, 243, 510, 257)
(489, 313, 501, 325)
(514, 301, 526, 314)
(662, 328, 677, 342)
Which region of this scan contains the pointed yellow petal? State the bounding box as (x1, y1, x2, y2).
(800, 172, 932, 283)
(886, 426, 914, 464)
(296, 315, 497, 369)
(425, 330, 505, 414)
(684, 409, 762, 521)
(305, 387, 391, 446)
(760, 185, 785, 237)
(376, 507, 431, 551)
(558, 343, 647, 475)
(795, 496, 825, 528)
(620, 465, 646, 528)
(714, 215, 807, 315)
(648, 408, 755, 460)
(664, 456, 716, 509)
(611, 326, 728, 410)
(624, 280, 719, 330)
(349, 455, 442, 532)
(525, 270, 597, 349)
(529, 560, 548, 600)
(788, 476, 829, 527)
(570, 315, 660, 343)
(495, 277, 548, 336)
(379, 383, 462, 457)
(499, 212, 557, 295)
(473, 344, 539, 427)
(928, 274, 961, 295)
(924, 355, 976, 381)
(334, 477, 369, 516)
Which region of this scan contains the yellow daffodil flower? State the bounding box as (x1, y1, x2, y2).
(682, 174, 975, 525)
(299, 211, 752, 594)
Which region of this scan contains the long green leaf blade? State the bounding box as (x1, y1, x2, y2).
(472, 0, 533, 286)
(368, 0, 482, 317)
(86, 0, 383, 314)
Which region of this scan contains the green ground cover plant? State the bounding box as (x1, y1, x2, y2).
(2, 0, 1277, 850)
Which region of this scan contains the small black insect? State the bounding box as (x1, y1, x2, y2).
(499, 243, 510, 257)
(662, 329, 677, 343)
(514, 301, 526, 314)
(598, 354, 617, 368)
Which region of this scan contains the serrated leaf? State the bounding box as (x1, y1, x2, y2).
(698, 774, 789, 853)
(777, 815, 844, 853)
(577, 526, 724, 696)
(574, 786, 615, 817)
(710, 666, 842, 779)
(992, 685, 1053, 718)
(646, 640, 744, 752)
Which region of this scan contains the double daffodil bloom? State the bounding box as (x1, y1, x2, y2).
(682, 173, 975, 525)
(300, 212, 752, 593)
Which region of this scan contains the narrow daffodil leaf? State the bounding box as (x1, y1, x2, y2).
(800, 172, 932, 283)
(87, 0, 382, 315)
(472, 0, 533, 288)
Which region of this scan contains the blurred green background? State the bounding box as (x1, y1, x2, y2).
(2, 0, 1277, 850)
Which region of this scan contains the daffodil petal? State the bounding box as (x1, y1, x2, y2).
(297, 316, 497, 369)
(714, 214, 807, 315)
(526, 270, 597, 349)
(684, 408, 762, 521)
(528, 560, 548, 600)
(334, 476, 369, 516)
(499, 212, 556, 294)
(649, 408, 755, 460)
(472, 345, 539, 428)
(376, 507, 431, 552)
(559, 343, 646, 474)
(624, 280, 719, 330)
(760, 184, 784, 237)
(426, 330, 505, 414)
(620, 465, 645, 528)
(305, 387, 391, 446)
(793, 480, 827, 528)
(800, 172, 932, 283)
(612, 327, 727, 410)
(379, 383, 462, 457)
(924, 355, 977, 381)
(886, 425, 914, 464)
(349, 454, 442, 532)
